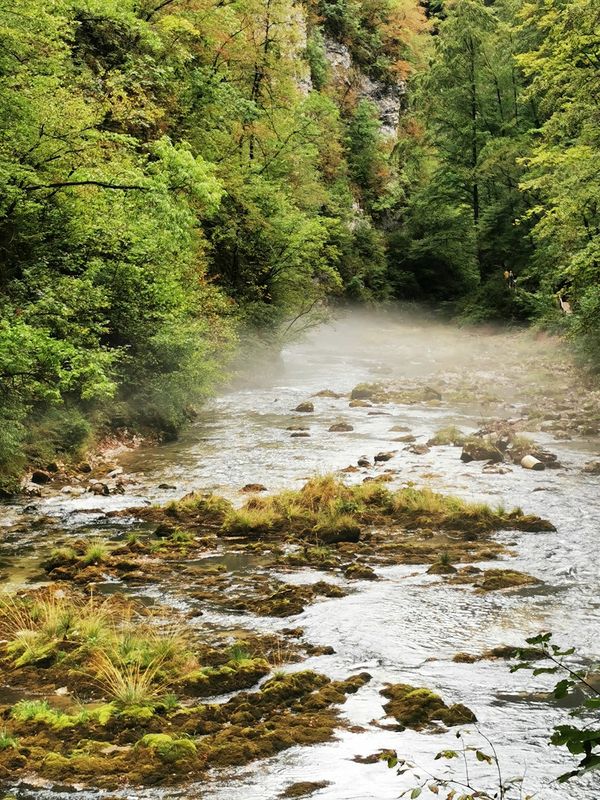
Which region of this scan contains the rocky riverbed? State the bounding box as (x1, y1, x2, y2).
(1, 309, 599, 800)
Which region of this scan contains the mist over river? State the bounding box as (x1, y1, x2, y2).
(2, 309, 599, 800)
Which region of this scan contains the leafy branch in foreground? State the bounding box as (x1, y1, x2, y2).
(384, 727, 531, 800)
(511, 632, 600, 783)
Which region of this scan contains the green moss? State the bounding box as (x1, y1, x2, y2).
(428, 426, 466, 446)
(138, 733, 197, 762)
(183, 658, 270, 696)
(478, 569, 540, 591)
(381, 683, 476, 729)
(11, 699, 114, 730)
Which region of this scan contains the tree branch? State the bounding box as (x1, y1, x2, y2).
(23, 180, 150, 192)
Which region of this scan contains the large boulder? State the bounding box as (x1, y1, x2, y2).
(31, 470, 52, 485)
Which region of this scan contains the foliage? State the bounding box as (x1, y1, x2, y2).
(511, 633, 600, 782)
(2, 0, 599, 488)
(0, 0, 433, 487)
(396, 0, 600, 369)
(385, 728, 533, 799)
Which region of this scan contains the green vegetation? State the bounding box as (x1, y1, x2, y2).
(0, 0, 598, 489)
(381, 683, 476, 729)
(0, 586, 371, 788)
(137, 734, 196, 763)
(218, 475, 550, 541)
(511, 633, 600, 783)
(428, 426, 466, 446)
(81, 541, 109, 566)
(0, 729, 17, 751)
(395, 0, 600, 371)
(0, 592, 196, 713)
(0, 0, 430, 492)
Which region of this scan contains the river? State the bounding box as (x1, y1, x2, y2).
(2, 308, 599, 800)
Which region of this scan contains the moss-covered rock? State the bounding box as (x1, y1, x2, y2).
(182, 658, 270, 696)
(137, 733, 197, 763)
(344, 562, 378, 580)
(281, 781, 330, 797)
(478, 569, 541, 591)
(381, 683, 476, 730)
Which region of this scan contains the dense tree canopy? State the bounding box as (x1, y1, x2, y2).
(0, 0, 598, 490)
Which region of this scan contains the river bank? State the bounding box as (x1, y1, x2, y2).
(1, 310, 599, 799)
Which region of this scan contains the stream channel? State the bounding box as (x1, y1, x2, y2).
(1, 309, 599, 800)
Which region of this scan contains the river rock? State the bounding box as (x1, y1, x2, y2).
(158, 483, 177, 489)
(329, 422, 354, 432)
(553, 430, 572, 440)
(89, 481, 110, 495)
(427, 562, 457, 575)
(77, 462, 92, 473)
(241, 483, 267, 492)
(291, 431, 310, 438)
(374, 451, 394, 463)
(390, 424, 411, 432)
(408, 444, 430, 455)
(314, 389, 342, 398)
(344, 563, 378, 580)
(350, 383, 380, 400)
(460, 439, 503, 463)
(482, 464, 512, 474)
(349, 399, 372, 408)
(583, 461, 600, 475)
(31, 470, 52, 485)
(357, 456, 371, 467)
(294, 401, 314, 413)
(287, 424, 309, 431)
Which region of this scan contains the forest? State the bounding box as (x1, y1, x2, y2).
(1, 3, 599, 798)
(0, 0, 598, 487)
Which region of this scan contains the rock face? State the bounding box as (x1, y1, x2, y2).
(294, 402, 314, 413)
(323, 37, 405, 137)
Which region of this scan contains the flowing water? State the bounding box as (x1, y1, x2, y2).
(2, 309, 600, 799)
